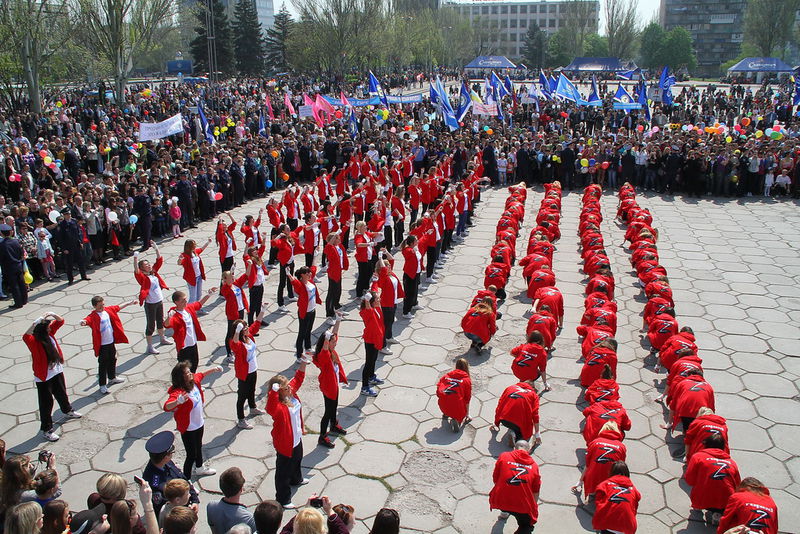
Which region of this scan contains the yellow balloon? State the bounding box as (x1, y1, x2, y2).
(221, 126, 228, 133)
(23, 271, 33, 284)
(587, 138, 593, 146)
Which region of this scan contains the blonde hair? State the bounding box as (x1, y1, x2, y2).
(355, 220, 366, 233)
(294, 507, 327, 534)
(598, 421, 619, 435)
(696, 406, 714, 418)
(4, 502, 42, 534)
(96, 473, 127, 501)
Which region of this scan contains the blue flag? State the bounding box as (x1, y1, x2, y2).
(493, 85, 504, 122)
(555, 74, 582, 103)
(616, 69, 638, 80)
(538, 71, 551, 99)
(503, 75, 514, 97)
(659, 67, 676, 106)
(638, 80, 651, 122)
(794, 75, 800, 106)
(456, 82, 472, 122)
(368, 71, 388, 107)
(587, 75, 602, 106)
(197, 102, 215, 145)
(614, 83, 634, 103)
(348, 108, 359, 139)
(258, 113, 268, 139)
(490, 71, 509, 98)
(432, 76, 459, 131)
(549, 76, 558, 94)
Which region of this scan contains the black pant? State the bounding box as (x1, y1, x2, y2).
(275, 442, 304, 505)
(356, 261, 372, 297)
(426, 245, 438, 277)
(304, 252, 314, 267)
(36, 373, 72, 431)
(402, 273, 419, 314)
(249, 285, 264, 324)
(296, 310, 315, 358)
(5, 269, 27, 307)
(383, 226, 393, 249)
(502, 511, 534, 534)
(179, 345, 199, 372)
(220, 257, 234, 287)
(319, 395, 338, 436)
(382, 306, 396, 340)
(394, 220, 404, 248)
(97, 344, 117, 386)
(268, 228, 280, 265)
(180, 426, 204, 477)
(326, 278, 342, 318)
(287, 218, 298, 231)
(442, 228, 454, 252)
(226, 311, 244, 356)
(277, 263, 294, 306)
(63, 249, 87, 283)
(341, 227, 351, 252)
(137, 216, 152, 251)
(499, 419, 526, 441)
(236, 371, 257, 419)
(361, 342, 379, 386)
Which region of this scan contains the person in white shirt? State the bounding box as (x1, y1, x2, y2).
(134, 241, 173, 354)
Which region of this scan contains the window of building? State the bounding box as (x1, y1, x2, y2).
(510, 19, 517, 28)
(472, 6, 479, 15)
(510, 5, 517, 14)
(528, 5, 535, 13)
(510, 32, 517, 41)
(500, 19, 507, 28)
(549, 4, 557, 13)
(481, 6, 488, 14)
(491, 5, 498, 14)
(520, 19, 527, 28)
(549, 18, 555, 27)
(501, 5, 507, 14)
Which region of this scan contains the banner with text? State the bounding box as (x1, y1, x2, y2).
(138, 114, 184, 141)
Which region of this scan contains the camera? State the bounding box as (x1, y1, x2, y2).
(38, 450, 52, 463)
(309, 497, 323, 508)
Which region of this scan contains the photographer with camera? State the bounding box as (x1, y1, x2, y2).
(278, 494, 349, 534)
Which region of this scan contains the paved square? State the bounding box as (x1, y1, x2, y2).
(0, 189, 797, 533)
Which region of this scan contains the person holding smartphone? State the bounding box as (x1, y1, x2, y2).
(278, 494, 349, 533)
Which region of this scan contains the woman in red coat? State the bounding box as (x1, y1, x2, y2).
(492, 380, 541, 447)
(592, 461, 641, 534)
(401, 234, 423, 318)
(584, 364, 620, 405)
(372, 252, 403, 345)
(572, 422, 627, 498)
(288, 266, 322, 363)
(323, 232, 348, 323)
(683, 407, 729, 461)
(220, 266, 251, 362)
(266, 362, 308, 509)
(229, 312, 266, 430)
(580, 338, 618, 387)
(509, 331, 550, 391)
(685, 433, 741, 525)
(353, 220, 378, 298)
(717, 478, 779, 534)
(133, 241, 171, 354)
(23, 313, 81, 442)
(177, 237, 212, 304)
(163, 361, 223, 478)
(312, 320, 348, 449)
(582, 399, 631, 444)
(489, 442, 541, 533)
(272, 224, 297, 310)
(533, 285, 564, 328)
(215, 213, 237, 283)
(359, 290, 386, 397)
(461, 301, 497, 353)
(436, 358, 472, 433)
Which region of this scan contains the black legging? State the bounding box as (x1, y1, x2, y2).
(326, 278, 342, 318)
(296, 310, 316, 358)
(382, 305, 396, 340)
(220, 256, 234, 288)
(225, 310, 244, 356)
(236, 371, 257, 419)
(248, 285, 264, 324)
(181, 425, 204, 477)
(268, 228, 280, 265)
(319, 395, 339, 436)
(36, 373, 73, 432)
(383, 226, 393, 249)
(356, 261, 371, 297)
(402, 273, 419, 314)
(426, 245, 438, 277)
(361, 342, 379, 386)
(394, 220, 404, 248)
(277, 262, 295, 306)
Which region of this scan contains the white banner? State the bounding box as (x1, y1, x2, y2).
(299, 105, 315, 118)
(473, 102, 498, 116)
(138, 113, 184, 142)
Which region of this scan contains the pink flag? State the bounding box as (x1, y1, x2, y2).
(340, 91, 350, 108)
(315, 94, 335, 124)
(284, 93, 296, 116)
(265, 95, 275, 121)
(304, 93, 323, 127)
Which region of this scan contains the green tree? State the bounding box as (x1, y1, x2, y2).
(563, 0, 598, 58)
(190, 0, 234, 74)
(662, 27, 696, 70)
(522, 22, 547, 69)
(546, 28, 573, 67)
(582, 33, 608, 57)
(265, 4, 293, 72)
(639, 21, 665, 69)
(234, 0, 267, 75)
(604, 0, 639, 59)
(744, 0, 800, 57)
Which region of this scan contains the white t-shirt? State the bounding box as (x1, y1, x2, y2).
(255, 266, 265, 286)
(288, 398, 302, 446)
(35, 336, 63, 383)
(98, 311, 114, 345)
(232, 285, 244, 310)
(179, 310, 197, 347)
(305, 282, 316, 313)
(225, 235, 234, 258)
(191, 255, 201, 278)
(145, 275, 163, 304)
(185, 386, 204, 431)
(389, 275, 400, 304)
(414, 249, 423, 274)
(244, 340, 258, 373)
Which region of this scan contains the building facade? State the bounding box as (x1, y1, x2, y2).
(659, 0, 746, 77)
(222, 0, 274, 31)
(443, 0, 599, 60)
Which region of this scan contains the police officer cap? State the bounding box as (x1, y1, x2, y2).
(0, 224, 11, 232)
(145, 430, 175, 454)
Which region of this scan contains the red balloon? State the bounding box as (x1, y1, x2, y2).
(334, 110, 343, 119)
(144, 110, 149, 115)
(214, 192, 223, 201)
(560, 111, 568, 118)
(637, 125, 644, 132)
(601, 161, 610, 170)
(91, 124, 97, 130)
(39, 150, 47, 158)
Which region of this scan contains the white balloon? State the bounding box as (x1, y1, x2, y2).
(108, 211, 119, 222)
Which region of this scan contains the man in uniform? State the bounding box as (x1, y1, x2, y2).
(142, 430, 200, 514)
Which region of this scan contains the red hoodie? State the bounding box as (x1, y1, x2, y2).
(494, 382, 540, 440)
(583, 428, 627, 496)
(659, 331, 698, 371)
(230, 322, 261, 381)
(526, 269, 556, 299)
(685, 448, 741, 510)
(582, 400, 631, 444)
(592, 475, 641, 534)
(314, 349, 347, 400)
(670, 375, 715, 420)
(359, 307, 384, 349)
(580, 346, 618, 387)
(684, 414, 729, 460)
(266, 370, 305, 457)
(647, 312, 679, 350)
(489, 449, 540, 521)
(23, 319, 65, 382)
(510, 343, 547, 382)
(717, 488, 779, 534)
(135, 256, 169, 305)
(534, 286, 563, 320)
(461, 307, 497, 345)
(584, 378, 620, 405)
(436, 369, 472, 422)
(526, 312, 556, 348)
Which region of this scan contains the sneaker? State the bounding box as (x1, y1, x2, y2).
(278, 305, 288, 312)
(412, 305, 423, 311)
(282, 502, 297, 510)
(318, 436, 335, 449)
(293, 478, 310, 486)
(331, 425, 347, 435)
(295, 357, 305, 365)
(66, 410, 82, 419)
(42, 430, 60, 442)
(237, 419, 253, 429)
(325, 316, 336, 325)
(287, 296, 298, 303)
(159, 337, 174, 346)
(226, 355, 235, 364)
(193, 465, 216, 477)
(361, 387, 378, 397)
(379, 347, 393, 355)
(498, 511, 509, 520)
(369, 376, 385, 385)
(402, 313, 413, 319)
(385, 337, 396, 343)
(146, 345, 160, 355)
(450, 418, 460, 433)
(109, 377, 125, 385)
(249, 407, 266, 416)
(99, 385, 109, 394)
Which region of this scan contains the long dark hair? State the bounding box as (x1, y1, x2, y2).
(32, 321, 62, 366)
(170, 361, 194, 391)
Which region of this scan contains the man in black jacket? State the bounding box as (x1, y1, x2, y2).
(0, 223, 27, 307)
(57, 210, 89, 285)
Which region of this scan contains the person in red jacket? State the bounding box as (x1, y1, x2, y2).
(436, 358, 472, 433)
(134, 241, 172, 355)
(717, 478, 779, 534)
(359, 290, 387, 397)
(658, 327, 698, 372)
(229, 312, 266, 430)
(165, 288, 217, 372)
(592, 461, 641, 534)
(510, 331, 550, 391)
(266, 362, 309, 509)
(492, 380, 541, 448)
(461, 301, 497, 353)
(533, 285, 564, 328)
(240, 209, 263, 247)
(685, 433, 741, 525)
(526, 265, 556, 300)
(647, 308, 679, 354)
(400, 234, 424, 318)
(215, 213, 237, 284)
(323, 232, 349, 323)
(243, 241, 269, 326)
(288, 266, 322, 363)
(272, 224, 298, 310)
(266, 198, 285, 266)
(668, 369, 715, 433)
(580, 338, 618, 387)
(582, 399, 631, 444)
(372, 251, 403, 344)
(572, 422, 627, 498)
(220, 267, 251, 362)
(163, 361, 223, 478)
(527, 307, 557, 350)
(81, 296, 136, 395)
(23, 313, 82, 442)
(584, 364, 620, 405)
(489, 440, 541, 534)
(353, 220, 379, 298)
(484, 256, 510, 300)
(312, 320, 348, 449)
(177, 237, 212, 305)
(683, 407, 729, 461)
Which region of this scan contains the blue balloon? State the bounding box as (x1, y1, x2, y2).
(589, 158, 596, 166)
(422, 124, 430, 131)
(265, 179, 273, 189)
(129, 214, 139, 225)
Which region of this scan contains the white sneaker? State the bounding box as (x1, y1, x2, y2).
(402, 313, 413, 319)
(296, 477, 310, 486)
(287, 296, 298, 303)
(193, 465, 216, 477)
(237, 419, 253, 430)
(325, 316, 336, 325)
(249, 407, 266, 416)
(283, 502, 297, 510)
(386, 337, 396, 343)
(379, 348, 393, 355)
(66, 410, 82, 419)
(146, 345, 160, 355)
(278, 305, 288, 312)
(42, 430, 59, 442)
(412, 305, 423, 311)
(160, 337, 174, 346)
(109, 377, 125, 385)
(314, 277, 322, 283)
(99, 386, 109, 395)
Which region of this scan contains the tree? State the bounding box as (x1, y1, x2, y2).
(604, 0, 639, 59)
(563, 0, 598, 58)
(583, 34, 608, 57)
(234, 0, 267, 75)
(265, 4, 293, 72)
(662, 27, 696, 70)
(744, 0, 800, 57)
(77, 0, 173, 103)
(522, 22, 547, 69)
(546, 29, 573, 68)
(639, 21, 665, 70)
(190, 0, 234, 75)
